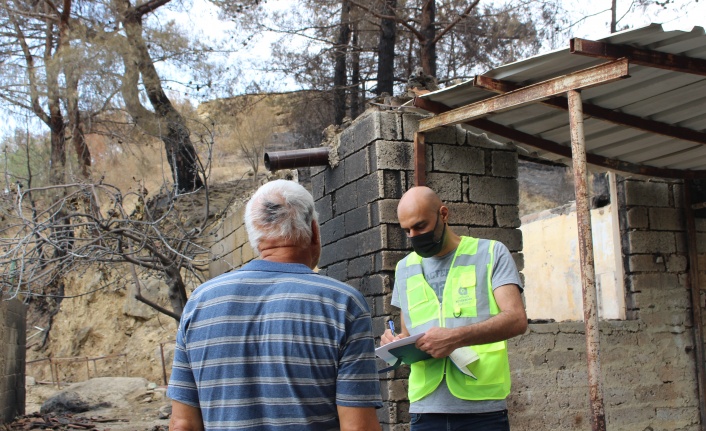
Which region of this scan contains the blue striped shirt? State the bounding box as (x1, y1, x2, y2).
(167, 260, 382, 430)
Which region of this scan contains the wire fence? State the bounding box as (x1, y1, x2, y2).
(26, 353, 129, 389)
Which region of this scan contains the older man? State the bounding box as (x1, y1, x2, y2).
(168, 180, 382, 431)
(381, 186, 527, 431)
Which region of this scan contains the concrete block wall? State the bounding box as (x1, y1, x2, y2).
(209, 207, 255, 278)
(311, 110, 523, 430)
(510, 177, 701, 430)
(1, 298, 26, 424)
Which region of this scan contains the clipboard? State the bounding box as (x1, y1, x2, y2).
(375, 332, 431, 373)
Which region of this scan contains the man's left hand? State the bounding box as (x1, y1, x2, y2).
(415, 327, 459, 358)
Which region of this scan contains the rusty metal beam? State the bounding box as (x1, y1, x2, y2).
(418, 59, 630, 133)
(412, 97, 706, 179)
(414, 132, 426, 186)
(473, 75, 706, 145)
(568, 89, 606, 431)
(684, 180, 706, 431)
(571, 38, 706, 76)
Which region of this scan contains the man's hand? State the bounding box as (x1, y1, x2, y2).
(415, 327, 459, 358)
(380, 328, 403, 346)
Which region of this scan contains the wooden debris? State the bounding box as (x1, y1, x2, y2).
(1, 412, 129, 430)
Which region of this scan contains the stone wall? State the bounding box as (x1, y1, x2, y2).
(209, 207, 255, 278)
(508, 177, 701, 430)
(1, 298, 25, 424)
(311, 110, 703, 430)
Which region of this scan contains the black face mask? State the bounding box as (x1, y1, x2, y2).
(410, 212, 446, 258)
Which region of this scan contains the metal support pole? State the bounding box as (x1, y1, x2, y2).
(684, 180, 706, 430)
(568, 89, 606, 431)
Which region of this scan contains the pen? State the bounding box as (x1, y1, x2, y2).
(388, 319, 397, 337)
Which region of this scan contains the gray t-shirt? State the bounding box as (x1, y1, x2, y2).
(391, 240, 522, 414)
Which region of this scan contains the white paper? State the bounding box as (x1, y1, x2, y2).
(375, 332, 425, 365)
(449, 346, 479, 379)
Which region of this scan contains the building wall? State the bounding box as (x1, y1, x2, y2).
(207, 108, 704, 430)
(520, 201, 625, 321)
(510, 177, 700, 430)
(1, 298, 25, 424)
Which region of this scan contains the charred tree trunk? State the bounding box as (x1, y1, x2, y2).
(420, 0, 437, 77)
(66, 73, 91, 179)
(350, 23, 361, 119)
(376, 0, 397, 95)
(165, 266, 188, 320)
(333, 0, 351, 125)
(121, 9, 204, 193)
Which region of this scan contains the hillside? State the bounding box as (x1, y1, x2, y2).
(19, 94, 585, 391)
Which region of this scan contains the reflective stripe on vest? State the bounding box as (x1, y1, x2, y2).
(395, 236, 511, 402)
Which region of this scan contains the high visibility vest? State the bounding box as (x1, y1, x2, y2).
(395, 236, 512, 402)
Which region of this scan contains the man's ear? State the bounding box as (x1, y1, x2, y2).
(311, 220, 321, 246)
(440, 205, 449, 223)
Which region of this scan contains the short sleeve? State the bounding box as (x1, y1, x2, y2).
(335, 299, 383, 408)
(166, 316, 200, 407)
(491, 241, 523, 292)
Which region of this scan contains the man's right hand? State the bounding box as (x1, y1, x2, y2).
(380, 329, 403, 346)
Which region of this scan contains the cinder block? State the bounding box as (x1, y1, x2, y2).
(401, 113, 457, 144)
(468, 176, 519, 205)
(320, 215, 345, 247)
(358, 171, 406, 205)
(360, 274, 393, 296)
(311, 171, 325, 199)
(626, 207, 649, 229)
(628, 254, 665, 273)
(432, 145, 484, 174)
(242, 243, 255, 263)
(467, 228, 523, 252)
(315, 194, 333, 224)
(334, 182, 358, 215)
(345, 206, 370, 236)
(348, 255, 373, 279)
(375, 251, 409, 272)
(624, 180, 670, 207)
(649, 207, 684, 231)
(446, 202, 493, 227)
(426, 172, 463, 202)
(340, 111, 399, 159)
(492, 150, 518, 178)
(496, 205, 520, 228)
(326, 261, 347, 282)
(324, 161, 347, 193)
(385, 224, 409, 250)
(628, 231, 676, 254)
(666, 254, 688, 273)
(371, 200, 401, 225)
(344, 148, 369, 183)
(371, 141, 414, 171)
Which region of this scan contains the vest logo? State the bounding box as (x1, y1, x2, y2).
(458, 287, 468, 295)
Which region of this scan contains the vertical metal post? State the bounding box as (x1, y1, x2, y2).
(414, 132, 426, 186)
(160, 342, 168, 386)
(568, 89, 606, 431)
(684, 180, 706, 430)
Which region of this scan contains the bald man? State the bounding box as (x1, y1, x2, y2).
(381, 186, 527, 431)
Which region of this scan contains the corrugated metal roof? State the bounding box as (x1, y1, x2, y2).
(416, 24, 706, 177)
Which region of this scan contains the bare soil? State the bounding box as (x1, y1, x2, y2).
(12, 378, 171, 431)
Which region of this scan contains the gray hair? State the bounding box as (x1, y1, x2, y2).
(244, 180, 318, 253)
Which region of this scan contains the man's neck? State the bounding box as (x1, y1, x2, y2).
(258, 243, 315, 269)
